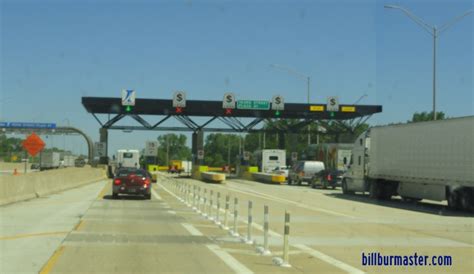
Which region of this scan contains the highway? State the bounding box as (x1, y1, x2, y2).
(1, 174, 473, 273)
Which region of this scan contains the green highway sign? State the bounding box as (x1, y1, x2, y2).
(237, 100, 270, 110)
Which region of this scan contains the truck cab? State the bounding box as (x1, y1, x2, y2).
(342, 131, 370, 194)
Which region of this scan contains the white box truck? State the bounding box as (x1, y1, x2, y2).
(63, 155, 77, 167)
(40, 151, 60, 171)
(258, 149, 286, 173)
(116, 149, 140, 169)
(342, 116, 474, 211)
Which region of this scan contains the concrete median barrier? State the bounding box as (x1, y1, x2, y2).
(0, 167, 106, 206)
(252, 172, 286, 184)
(201, 172, 226, 183)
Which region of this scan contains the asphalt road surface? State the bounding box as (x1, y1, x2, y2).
(1, 174, 472, 273)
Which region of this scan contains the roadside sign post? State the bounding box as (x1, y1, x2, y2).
(145, 141, 158, 157)
(95, 142, 106, 158)
(22, 133, 46, 175)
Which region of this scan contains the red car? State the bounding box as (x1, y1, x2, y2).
(112, 168, 152, 199)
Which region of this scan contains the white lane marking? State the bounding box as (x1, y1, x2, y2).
(160, 180, 364, 274)
(225, 181, 353, 218)
(167, 210, 176, 215)
(151, 188, 162, 200)
(206, 244, 254, 274)
(294, 244, 365, 274)
(181, 223, 203, 236)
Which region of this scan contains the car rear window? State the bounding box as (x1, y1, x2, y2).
(123, 153, 134, 158)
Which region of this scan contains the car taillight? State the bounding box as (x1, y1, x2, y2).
(114, 179, 121, 185)
(327, 174, 332, 181)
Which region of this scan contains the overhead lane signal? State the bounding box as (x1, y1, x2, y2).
(173, 91, 186, 114)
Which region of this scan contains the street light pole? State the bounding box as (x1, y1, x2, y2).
(384, 5, 472, 120)
(270, 64, 312, 144)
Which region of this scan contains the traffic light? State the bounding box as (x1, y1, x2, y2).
(175, 107, 183, 114)
(125, 105, 132, 112)
(329, 111, 335, 118)
(225, 108, 232, 115)
(275, 110, 281, 117)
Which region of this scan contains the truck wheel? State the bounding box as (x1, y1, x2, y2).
(112, 193, 118, 199)
(145, 193, 151, 200)
(342, 180, 354, 195)
(460, 190, 473, 212)
(369, 181, 381, 199)
(322, 180, 328, 189)
(447, 190, 461, 210)
(297, 179, 302, 186)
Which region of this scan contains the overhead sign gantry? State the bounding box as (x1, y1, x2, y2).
(82, 90, 382, 164)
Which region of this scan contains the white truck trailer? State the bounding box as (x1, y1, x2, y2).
(258, 149, 286, 173)
(342, 116, 474, 211)
(306, 143, 353, 171)
(40, 151, 61, 171)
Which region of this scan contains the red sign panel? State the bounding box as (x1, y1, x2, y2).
(22, 132, 45, 157)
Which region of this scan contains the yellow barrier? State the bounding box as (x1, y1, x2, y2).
(271, 175, 286, 184)
(201, 172, 226, 183)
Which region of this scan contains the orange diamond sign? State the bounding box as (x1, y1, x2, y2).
(22, 132, 45, 157)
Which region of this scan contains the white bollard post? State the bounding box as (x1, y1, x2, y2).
(282, 211, 291, 267)
(197, 187, 201, 213)
(231, 197, 239, 237)
(203, 189, 208, 217)
(221, 195, 230, 230)
(263, 205, 271, 254)
(245, 201, 253, 244)
(215, 192, 221, 225)
(208, 190, 214, 220)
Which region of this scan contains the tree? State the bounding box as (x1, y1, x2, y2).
(156, 134, 191, 165)
(204, 134, 240, 167)
(410, 111, 446, 123)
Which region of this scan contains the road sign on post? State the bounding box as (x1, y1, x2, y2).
(173, 91, 187, 108)
(122, 90, 136, 106)
(237, 100, 270, 110)
(95, 142, 106, 158)
(22, 133, 45, 157)
(222, 93, 236, 109)
(326, 96, 339, 112)
(145, 141, 158, 157)
(271, 95, 285, 111)
(243, 151, 250, 161)
(291, 152, 298, 161)
(197, 149, 204, 160)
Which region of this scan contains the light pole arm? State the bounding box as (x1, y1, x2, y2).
(384, 5, 434, 36)
(438, 10, 473, 34)
(270, 64, 309, 81)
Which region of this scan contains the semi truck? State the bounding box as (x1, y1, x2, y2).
(342, 116, 474, 211)
(40, 152, 61, 171)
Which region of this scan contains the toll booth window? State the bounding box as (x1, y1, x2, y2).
(359, 139, 363, 146)
(123, 153, 133, 158)
(358, 156, 361, 165)
(269, 156, 279, 161)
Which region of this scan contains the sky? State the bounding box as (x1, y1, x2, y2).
(1, 0, 473, 156)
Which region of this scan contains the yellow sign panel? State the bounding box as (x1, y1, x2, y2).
(341, 106, 356, 112)
(310, 105, 324, 111)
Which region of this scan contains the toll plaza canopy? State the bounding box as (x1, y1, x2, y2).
(82, 97, 382, 133)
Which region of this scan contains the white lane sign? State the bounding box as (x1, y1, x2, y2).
(271, 95, 284, 110)
(222, 93, 236, 109)
(327, 96, 339, 112)
(291, 152, 298, 161)
(145, 141, 158, 157)
(243, 151, 250, 161)
(197, 149, 204, 160)
(121, 89, 136, 106)
(95, 142, 106, 157)
(173, 91, 186, 108)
